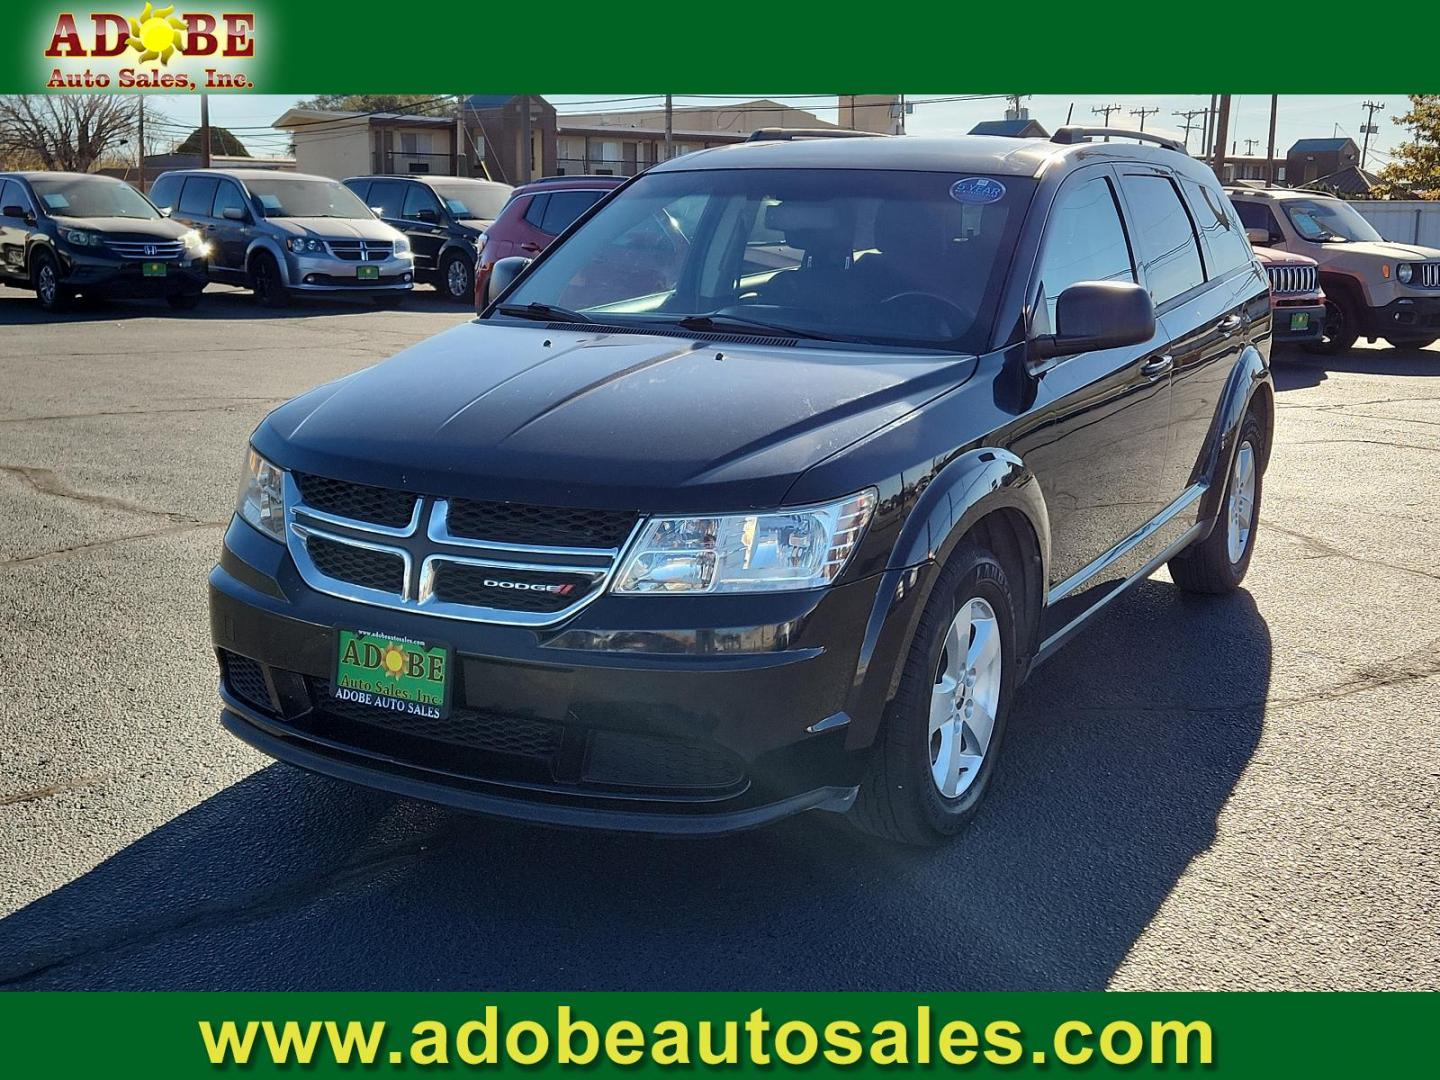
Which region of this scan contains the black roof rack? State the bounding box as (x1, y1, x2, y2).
(525, 174, 620, 185)
(745, 128, 884, 142)
(1050, 126, 1185, 153)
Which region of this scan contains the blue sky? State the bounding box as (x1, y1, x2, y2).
(146, 94, 1412, 171)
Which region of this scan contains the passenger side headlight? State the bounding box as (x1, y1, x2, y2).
(287, 236, 326, 254)
(180, 229, 211, 257)
(59, 226, 103, 247)
(613, 490, 876, 594)
(236, 447, 286, 542)
(392, 236, 410, 255)
(1397, 263, 1414, 285)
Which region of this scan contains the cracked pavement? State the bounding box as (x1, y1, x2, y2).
(0, 284, 1437, 990)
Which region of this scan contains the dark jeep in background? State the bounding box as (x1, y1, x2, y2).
(211, 128, 1273, 845)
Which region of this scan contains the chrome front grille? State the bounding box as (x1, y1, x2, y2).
(1417, 263, 1440, 289)
(107, 239, 185, 260)
(1265, 263, 1317, 295)
(325, 239, 394, 262)
(283, 473, 640, 626)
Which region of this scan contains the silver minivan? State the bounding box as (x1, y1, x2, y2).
(149, 168, 415, 306)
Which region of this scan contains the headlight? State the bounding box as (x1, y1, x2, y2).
(181, 229, 211, 257)
(392, 236, 409, 255)
(236, 447, 286, 542)
(1397, 263, 1414, 285)
(287, 236, 327, 254)
(613, 490, 876, 595)
(59, 226, 102, 247)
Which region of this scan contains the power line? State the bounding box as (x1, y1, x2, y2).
(1129, 106, 1159, 132)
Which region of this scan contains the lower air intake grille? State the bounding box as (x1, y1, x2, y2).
(307, 535, 405, 594)
(221, 651, 273, 711)
(583, 730, 746, 791)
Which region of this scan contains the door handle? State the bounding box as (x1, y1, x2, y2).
(519, 242, 541, 253)
(1140, 354, 1174, 379)
(1217, 314, 1242, 336)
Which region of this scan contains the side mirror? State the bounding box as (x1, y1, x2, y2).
(1244, 226, 1272, 245)
(222, 206, 248, 222)
(2, 204, 28, 220)
(415, 208, 441, 224)
(370, 206, 387, 218)
(1030, 281, 1156, 362)
(488, 256, 533, 302)
(157, 206, 172, 217)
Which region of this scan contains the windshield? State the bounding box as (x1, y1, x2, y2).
(498, 168, 1032, 352)
(31, 177, 159, 220)
(430, 182, 509, 220)
(246, 177, 374, 219)
(1283, 198, 1382, 243)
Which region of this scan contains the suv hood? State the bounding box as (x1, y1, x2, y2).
(264, 217, 402, 242)
(1322, 239, 1440, 261)
(53, 215, 187, 239)
(254, 322, 976, 511)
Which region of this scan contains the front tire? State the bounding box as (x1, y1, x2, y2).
(440, 251, 474, 304)
(849, 544, 1018, 845)
(1169, 411, 1264, 595)
(249, 252, 290, 308)
(1304, 291, 1359, 354)
(31, 250, 70, 312)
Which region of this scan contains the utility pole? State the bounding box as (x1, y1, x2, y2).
(1203, 94, 1218, 160)
(456, 94, 467, 176)
(1129, 105, 1159, 131)
(1210, 94, 1233, 180)
(1173, 108, 1207, 152)
(664, 94, 673, 162)
(1092, 103, 1122, 126)
(1266, 94, 1279, 186)
(1243, 137, 1260, 155)
(1360, 100, 1385, 170)
(136, 95, 146, 193)
(199, 93, 211, 167)
(518, 94, 532, 183)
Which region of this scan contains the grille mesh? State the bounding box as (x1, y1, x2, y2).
(294, 472, 417, 527)
(313, 680, 561, 758)
(446, 500, 637, 548)
(307, 535, 405, 594)
(429, 562, 598, 612)
(221, 651, 273, 711)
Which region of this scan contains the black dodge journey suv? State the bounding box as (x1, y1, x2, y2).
(211, 128, 1274, 844)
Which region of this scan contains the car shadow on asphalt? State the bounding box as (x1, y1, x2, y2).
(0, 582, 1269, 991)
(1272, 345, 1438, 391)
(0, 287, 470, 324)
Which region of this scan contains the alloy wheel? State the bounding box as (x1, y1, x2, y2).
(1226, 441, 1256, 564)
(38, 263, 56, 305)
(446, 258, 471, 299)
(929, 596, 1002, 799)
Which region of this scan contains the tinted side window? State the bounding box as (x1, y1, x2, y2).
(1120, 174, 1205, 306)
(522, 194, 549, 229)
(367, 180, 406, 219)
(1183, 178, 1252, 277)
(178, 176, 220, 217)
(149, 174, 181, 211)
(211, 181, 246, 220)
(1233, 199, 1284, 240)
(0, 180, 13, 214)
(539, 190, 603, 235)
(1036, 174, 1135, 328)
(344, 179, 371, 204)
(402, 183, 440, 219)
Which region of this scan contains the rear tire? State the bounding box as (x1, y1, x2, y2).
(1304, 291, 1359, 354)
(849, 543, 1018, 846)
(31, 250, 70, 312)
(440, 250, 474, 304)
(1169, 411, 1264, 595)
(249, 252, 290, 308)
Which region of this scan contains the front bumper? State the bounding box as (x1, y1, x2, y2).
(285, 251, 414, 293)
(60, 249, 208, 297)
(1272, 299, 1326, 343)
(210, 517, 891, 834)
(1373, 294, 1440, 339)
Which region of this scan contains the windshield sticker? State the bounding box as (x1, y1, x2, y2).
(41, 193, 70, 210)
(950, 177, 1006, 205)
(257, 193, 283, 211)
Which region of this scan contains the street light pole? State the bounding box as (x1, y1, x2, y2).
(136, 95, 146, 193)
(200, 93, 211, 168)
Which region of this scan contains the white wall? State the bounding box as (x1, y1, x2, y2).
(1351, 201, 1440, 248)
(289, 118, 370, 180)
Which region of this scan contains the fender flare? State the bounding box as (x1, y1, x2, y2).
(843, 448, 1051, 751)
(1197, 343, 1273, 529)
(436, 239, 477, 268)
(244, 237, 291, 286)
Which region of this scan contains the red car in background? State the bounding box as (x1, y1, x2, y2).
(1253, 245, 1326, 346)
(473, 175, 623, 310)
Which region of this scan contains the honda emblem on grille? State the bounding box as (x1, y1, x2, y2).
(144, 244, 156, 256)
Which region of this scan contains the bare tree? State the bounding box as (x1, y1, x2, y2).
(0, 95, 136, 172)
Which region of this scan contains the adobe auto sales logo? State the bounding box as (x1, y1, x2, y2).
(42, 3, 258, 91)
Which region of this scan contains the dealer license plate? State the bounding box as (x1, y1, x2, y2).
(356, 264, 379, 280)
(1289, 312, 1310, 331)
(142, 261, 167, 277)
(333, 629, 451, 719)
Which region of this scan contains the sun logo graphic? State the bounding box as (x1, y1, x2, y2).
(126, 3, 187, 64)
(380, 643, 408, 680)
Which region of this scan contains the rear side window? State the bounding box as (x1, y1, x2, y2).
(367, 180, 406, 219)
(540, 190, 603, 235)
(1035, 174, 1135, 328)
(522, 193, 549, 229)
(1120, 173, 1205, 306)
(178, 176, 219, 217)
(148, 174, 181, 211)
(1182, 178, 1252, 278)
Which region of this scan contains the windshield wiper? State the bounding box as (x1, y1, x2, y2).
(496, 302, 592, 324)
(672, 312, 840, 341)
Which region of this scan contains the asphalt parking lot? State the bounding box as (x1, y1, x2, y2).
(1, 283, 1436, 991)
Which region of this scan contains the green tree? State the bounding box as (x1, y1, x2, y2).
(174, 125, 250, 157)
(292, 94, 453, 117)
(1375, 95, 1440, 199)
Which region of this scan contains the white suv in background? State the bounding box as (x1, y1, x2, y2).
(1227, 186, 1440, 354)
